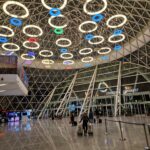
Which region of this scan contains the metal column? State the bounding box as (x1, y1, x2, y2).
(37, 87, 57, 120)
(55, 72, 78, 116)
(114, 62, 122, 117)
(78, 66, 97, 120)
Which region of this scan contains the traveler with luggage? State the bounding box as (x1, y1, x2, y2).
(80, 112, 89, 135)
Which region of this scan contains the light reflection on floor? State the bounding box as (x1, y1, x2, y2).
(0, 116, 150, 150)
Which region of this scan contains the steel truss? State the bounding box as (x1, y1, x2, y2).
(55, 72, 78, 116)
(78, 66, 98, 120)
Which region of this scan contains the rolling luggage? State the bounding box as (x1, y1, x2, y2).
(77, 124, 83, 136)
(73, 121, 77, 126)
(99, 118, 102, 123)
(88, 123, 93, 136)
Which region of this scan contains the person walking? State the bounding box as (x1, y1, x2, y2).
(80, 112, 89, 135)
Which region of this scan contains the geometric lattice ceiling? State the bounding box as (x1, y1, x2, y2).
(0, 0, 150, 69)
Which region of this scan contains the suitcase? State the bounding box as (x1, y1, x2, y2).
(99, 118, 102, 123)
(88, 123, 93, 136)
(77, 124, 83, 136)
(74, 121, 77, 126)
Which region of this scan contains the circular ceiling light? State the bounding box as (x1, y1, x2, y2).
(49, 8, 61, 16)
(81, 56, 93, 63)
(48, 14, 68, 29)
(60, 53, 73, 59)
(23, 41, 40, 49)
(39, 50, 53, 57)
(106, 14, 127, 28)
(2, 43, 20, 51)
(108, 34, 125, 43)
(83, 0, 107, 15)
(3, 1, 29, 18)
(42, 59, 54, 64)
(0, 84, 6, 87)
(41, 0, 67, 10)
(0, 37, 8, 43)
(79, 48, 93, 55)
(54, 28, 64, 35)
(92, 14, 104, 23)
(97, 47, 111, 55)
(85, 34, 94, 40)
(63, 60, 74, 65)
(23, 25, 43, 37)
(79, 21, 98, 33)
(21, 53, 35, 61)
(56, 38, 72, 47)
(88, 35, 105, 45)
(9, 18, 23, 27)
(0, 26, 14, 37)
(98, 82, 109, 93)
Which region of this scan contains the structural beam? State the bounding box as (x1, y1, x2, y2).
(114, 62, 122, 117)
(78, 66, 97, 120)
(55, 72, 78, 116)
(37, 87, 56, 120)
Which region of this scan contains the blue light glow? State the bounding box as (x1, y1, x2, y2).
(114, 45, 122, 51)
(49, 8, 61, 16)
(92, 14, 104, 23)
(100, 55, 109, 60)
(0, 37, 8, 43)
(85, 34, 94, 40)
(9, 18, 22, 27)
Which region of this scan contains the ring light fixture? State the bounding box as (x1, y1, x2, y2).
(42, 59, 54, 64)
(88, 35, 105, 45)
(79, 48, 93, 55)
(83, 0, 107, 15)
(81, 56, 93, 63)
(63, 60, 74, 65)
(2, 43, 20, 51)
(23, 41, 40, 49)
(23, 25, 43, 37)
(41, 0, 67, 10)
(48, 14, 68, 29)
(97, 47, 111, 55)
(60, 53, 73, 59)
(49, 8, 61, 16)
(106, 14, 127, 28)
(79, 21, 98, 33)
(3, 1, 29, 18)
(56, 38, 72, 47)
(39, 50, 53, 57)
(9, 18, 22, 27)
(108, 34, 125, 43)
(21, 53, 35, 61)
(0, 26, 14, 37)
(0, 37, 8, 43)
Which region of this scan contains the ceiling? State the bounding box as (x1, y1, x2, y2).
(0, 0, 150, 69)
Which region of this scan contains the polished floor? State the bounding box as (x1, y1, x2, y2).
(0, 116, 150, 150)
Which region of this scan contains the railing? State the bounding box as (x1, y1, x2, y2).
(104, 118, 150, 150)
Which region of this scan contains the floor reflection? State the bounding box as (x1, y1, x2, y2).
(0, 116, 149, 150)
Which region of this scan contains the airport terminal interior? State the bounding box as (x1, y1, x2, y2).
(0, 0, 150, 150)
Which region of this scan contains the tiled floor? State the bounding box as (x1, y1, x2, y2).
(0, 116, 150, 150)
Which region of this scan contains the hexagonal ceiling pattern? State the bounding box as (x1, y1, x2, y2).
(0, 0, 150, 69)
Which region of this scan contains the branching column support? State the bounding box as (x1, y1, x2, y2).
(114, 62, 122, 117)
(37, 87, 56, 120)
(55, 72, 78, 116)
(78, 66, 98, 120)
